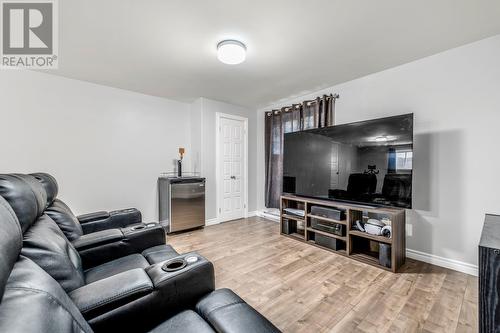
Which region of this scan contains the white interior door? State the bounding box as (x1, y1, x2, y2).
(218, 115, 247, 222)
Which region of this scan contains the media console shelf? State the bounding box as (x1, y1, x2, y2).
(280, 195, 406, 272)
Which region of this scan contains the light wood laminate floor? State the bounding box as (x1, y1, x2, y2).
(168, 217, 478, 333)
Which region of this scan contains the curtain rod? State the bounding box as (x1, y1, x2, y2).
(302, 93, 339, 106)
(266, 93, 339, 115)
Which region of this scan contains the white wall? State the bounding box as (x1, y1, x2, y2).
(0, 70, 191, 221)
(190, 98, 203, 174)
(0, 71, 257, 224)
(257, 35, 500, 271)
(195, 98, 257, 219)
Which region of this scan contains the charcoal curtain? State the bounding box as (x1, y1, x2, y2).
(265, 94, 336, 208)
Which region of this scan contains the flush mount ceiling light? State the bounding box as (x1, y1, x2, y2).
(373, 135, 397, 142)
(217, 40, 246, 65)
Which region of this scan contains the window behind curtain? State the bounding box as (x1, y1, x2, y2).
(396, 150, 413, 171)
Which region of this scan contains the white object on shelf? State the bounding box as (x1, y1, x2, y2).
(364, 218, 384, 235)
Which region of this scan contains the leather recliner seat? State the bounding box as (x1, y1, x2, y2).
(0, 174, 215, 329)
(0, 195, 281, 333)
(10, 173, 178, 268)
(31, 173, 148, 236)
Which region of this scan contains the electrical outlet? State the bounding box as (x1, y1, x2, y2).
(406, 223, 413, 237)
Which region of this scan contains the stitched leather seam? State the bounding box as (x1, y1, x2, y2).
(144, 249, 173, 256)
(21, 250, 85, 285)
(23, 249, 84, 274)
(80, 284, 153, 312)
(75, 235, 122, 248)
(12, 175, 46, 215)
(0, 199, 23, 243)
(202, 300, 244, 319)
(7, 286, 90, 332)
(79, 235, 116, 241)
(143, 245, 177, 257)
(83, 257, 146, 274)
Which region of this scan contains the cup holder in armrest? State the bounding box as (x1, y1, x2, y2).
(131, 225, 146, 231)
(161, 258, 187, 272)
(131, 223, 158, 231)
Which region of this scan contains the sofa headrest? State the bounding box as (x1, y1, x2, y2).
(0, 195, 23, 300)
(30, 173, 58, 206)
(0, 174, 41, 233)
(12, 174, 47, 217)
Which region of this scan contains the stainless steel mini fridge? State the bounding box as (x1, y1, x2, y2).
(158, 176, 206, 233)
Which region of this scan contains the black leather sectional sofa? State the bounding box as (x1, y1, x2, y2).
(0, 173, 280, 333)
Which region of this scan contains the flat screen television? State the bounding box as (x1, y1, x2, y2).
(283, 113, 413, 208)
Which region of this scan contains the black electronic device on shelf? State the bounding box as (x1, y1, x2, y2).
(310, 218, 345, 236)
(310, 206, 345, 220)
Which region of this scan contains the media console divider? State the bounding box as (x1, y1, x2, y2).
(280, 195, 406, 272)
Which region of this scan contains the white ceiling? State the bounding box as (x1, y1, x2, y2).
(51, 0, 500, 108)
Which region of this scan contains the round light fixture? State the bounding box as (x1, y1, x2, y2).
(217, 40, 246, 65)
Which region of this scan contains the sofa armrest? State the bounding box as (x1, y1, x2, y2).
(77, 211, 110, 224)
(79, 225, 166, 269)
(145, 252, 215, 317)
(196, 289, 281, 333)
(72, 229, 124, 251)
(88, 253, 215, 332)
(146, 252, 215, 294)
(69, 269, 153, 320)
(79, 208, 142, 234)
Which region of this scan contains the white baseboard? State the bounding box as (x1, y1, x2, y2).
(206, 210, 258, 226)
(205, 217, 220, 226)
(246, 210, 258, 218)
(406, 249, 478, 276)
(256, 210, 280, 222)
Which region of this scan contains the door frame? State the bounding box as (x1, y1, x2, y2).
(215, 112, 249, 223)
